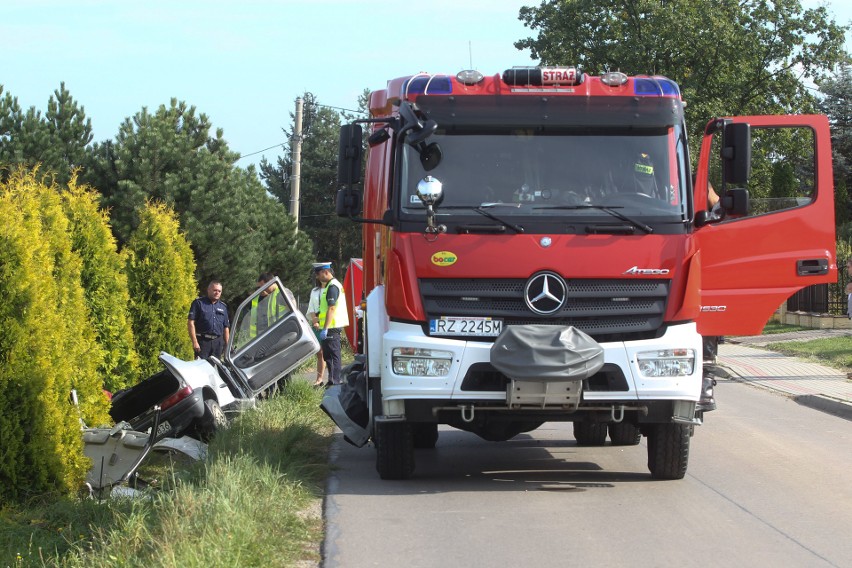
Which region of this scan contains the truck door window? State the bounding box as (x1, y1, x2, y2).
(708, 126, 816, 217)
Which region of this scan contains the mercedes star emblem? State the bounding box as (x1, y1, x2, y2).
(524, 271, 567, 315)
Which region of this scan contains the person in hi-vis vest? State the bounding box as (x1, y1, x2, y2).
(314, 262, 348, 385)
(306, 272, 327, 386)
(250, 272, 285, 338)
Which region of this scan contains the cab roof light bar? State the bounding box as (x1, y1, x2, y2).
(634, 76, 681, 97)
(402, 74, 454, 97)
(502, 66, 583, 87)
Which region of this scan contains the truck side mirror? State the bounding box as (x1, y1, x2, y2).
(721, 122, 751, 185)
(721, 187, 749, 216)
(336, 187, 362, 217)
(694, 187, 749, 227)
(336, 124, 364, 218)
(338, 124, 363, 187)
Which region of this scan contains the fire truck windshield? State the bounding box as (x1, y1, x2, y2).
(398, 124, 690, 233)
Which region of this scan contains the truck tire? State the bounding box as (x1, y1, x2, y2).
(369, 385, 380, 446)
(573, 422, 608, 446)
(646, 423, 690, 480)
(608, 421, 641, 446)
(412, 423, 439, 449)
(375, 421, 415, 480)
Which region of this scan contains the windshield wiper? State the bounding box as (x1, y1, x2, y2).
(474, 203, 525, 233)
(439, 204, 525, 234)
(534, 204, 654, 234)
(456, 224, 508, 234)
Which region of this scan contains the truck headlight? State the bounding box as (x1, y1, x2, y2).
(392, 347, 452, 377)
(636, 349, 695, 377)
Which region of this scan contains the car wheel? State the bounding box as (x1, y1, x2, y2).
(573, 421, 608, 446)
(196, 399, 227, 442)
(375, 421, 415, 480)
(646, 423, 690, 480)
(608, 421, 641, 446)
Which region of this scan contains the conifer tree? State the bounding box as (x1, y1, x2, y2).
(0, 170, 104, 499)
(85, 99, 315, 308)
(42, 83, 94, 185)
(62, 176, 140, 393)
(0, 83, 93, 185)
(32, 175, 109, 426)
(261, 93, 362, 276)
(86, 100, 217, 242)
(124, 201, 197, 376)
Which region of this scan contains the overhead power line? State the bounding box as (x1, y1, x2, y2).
(237, 142, 286, 160)
(316, 103, 365, 114)
(235, 101, 365, 162)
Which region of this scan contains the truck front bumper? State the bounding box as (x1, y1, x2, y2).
(380, 321, 703, 404)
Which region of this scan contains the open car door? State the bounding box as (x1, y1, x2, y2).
(694, 114, 837, 337)
(225, 278, 320, 396)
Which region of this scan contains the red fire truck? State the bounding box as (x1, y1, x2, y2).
(322, 66, 837, 480)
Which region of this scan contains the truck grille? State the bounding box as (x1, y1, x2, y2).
(420, 278, 669, 341)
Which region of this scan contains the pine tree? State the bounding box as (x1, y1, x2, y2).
(85, 99, 316, 309)
(85, 100, 218, 243)
(261, 93, 362, 276)
(0, 83, 93, 185)
(43, 83, 94, 185)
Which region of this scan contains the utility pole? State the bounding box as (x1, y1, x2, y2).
(290, 97, 304, 229)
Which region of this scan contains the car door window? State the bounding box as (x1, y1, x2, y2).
(227, 279, 318, 394)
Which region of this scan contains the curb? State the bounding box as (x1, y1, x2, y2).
(712, 362, 852, 422)
(793, 395, 852, 422)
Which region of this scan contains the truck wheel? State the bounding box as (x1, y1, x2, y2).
(608, 421, 641, 446)
(646, 423, 690, 480)
(412, 423, 439, 449)
(369, 386, 380, 446)
(375, 421, 415, 480)
(196, 399, 227, 442)
(573, 422, 608, 446)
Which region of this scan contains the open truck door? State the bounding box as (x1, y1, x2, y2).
(694, 115, 837, 337)
(343, 258, 364, 353)
(225, 277, 320, 396)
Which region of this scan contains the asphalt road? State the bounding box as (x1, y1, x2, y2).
(323, 378, 852, 568)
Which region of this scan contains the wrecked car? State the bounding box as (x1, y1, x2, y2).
(83, 406, 211, 497)
(109, 277, 320, 442)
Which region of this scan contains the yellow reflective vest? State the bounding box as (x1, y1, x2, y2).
(319, 278, 349, 329)
(250, 288, 283, 336)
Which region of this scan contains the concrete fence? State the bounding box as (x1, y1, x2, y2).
(773, 303, 852, 330)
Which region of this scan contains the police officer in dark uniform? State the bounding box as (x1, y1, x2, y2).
(187, 280, 230, 360)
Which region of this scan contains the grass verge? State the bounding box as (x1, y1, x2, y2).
(763, 336, 852, 371)
(757, 321, 813, 335)
(1, 379, 334, 567)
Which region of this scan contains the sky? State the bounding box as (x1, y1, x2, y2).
(1, 0, 850, 174)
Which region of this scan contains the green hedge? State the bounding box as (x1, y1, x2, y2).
(125, 201, 196, 376)
(0, 171, 107, 499)
(0, 173, 201, 500)
(62, 177, 140, 394)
